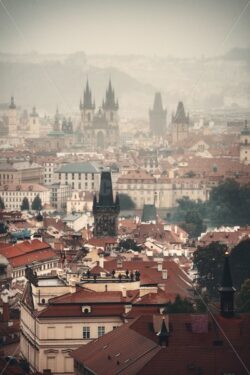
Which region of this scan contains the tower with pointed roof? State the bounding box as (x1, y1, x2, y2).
(218, 253, 236, 318)
(93, 170, 120, 237)
(80, 79, 119, 149)
(29, 106, 40, 137)
(80, 80, 95, 131)
(7, 96, 18, 137)
(240, 120, 250, 165)
(149, 92, 167, 137)
(170, 101, 189, 144)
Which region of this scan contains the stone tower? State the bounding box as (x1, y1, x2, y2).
(8, 96, 17, 137)
(93, 171, 120, 237)
(80, 80, 95, 133)
(29, 106, 40, 138)
(149, 92, 167, 137)
(171, 101, 189, 144)
(218, 253, 236, 318)
(240, 120, 250, 165)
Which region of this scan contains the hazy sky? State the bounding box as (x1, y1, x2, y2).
(0, 0, 249, 57)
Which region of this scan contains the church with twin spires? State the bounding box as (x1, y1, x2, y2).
(79, 80, 119, 149)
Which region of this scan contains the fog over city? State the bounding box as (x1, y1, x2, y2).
(0, 2, 250, 375)
(0, 0, 250, 116)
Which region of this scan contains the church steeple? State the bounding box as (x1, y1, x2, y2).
(82, 80, 95, 110)
(102, 79, 118, 111)
(9, 96, 16, 109)
(149, 92, 167, 136)
(172, 101, 189, 124)
(218, 252, 236, 318)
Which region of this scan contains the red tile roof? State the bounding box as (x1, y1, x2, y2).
(104, 259, 192, 299)
(0, 239, 57, 268)
(71, 313, 250, 375)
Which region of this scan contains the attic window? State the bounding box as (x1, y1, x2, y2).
(82, 306, 91, 314)
(41, 298, 46, 304)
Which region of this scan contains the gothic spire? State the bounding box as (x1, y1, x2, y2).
(153, 92, 164, 111)
(83, 80, 95, 110)
(9, 96, 16, 109)
(172, 101, 189, 124)
(102, 79, 118, 111)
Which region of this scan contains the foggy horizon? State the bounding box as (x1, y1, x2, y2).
(0, 0, 250, 58)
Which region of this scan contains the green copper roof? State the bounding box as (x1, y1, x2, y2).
(56, 161, 100, 174)
(141, 204, 157, 222)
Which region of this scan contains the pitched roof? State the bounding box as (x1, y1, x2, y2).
(56, 161, 100, 173)
(141, 204, 157, 223)
(71, 313, 250, 375)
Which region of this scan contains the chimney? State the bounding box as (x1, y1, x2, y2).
(121, 288, 126, 298)
(43, 370, 52, 375)
(124, 304, 132, 314)
(99, 255, 104, 269)
(162, 269, 168, 280)
(3, 301, 10, 323)
(157, 261, 163, 272)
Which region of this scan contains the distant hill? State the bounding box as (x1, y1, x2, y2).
(0, 49, 249, 117)
(0, 52, 154, 116)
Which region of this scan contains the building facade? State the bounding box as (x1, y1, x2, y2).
(0, 183, 50, 210)
(55, 162, 100, 192)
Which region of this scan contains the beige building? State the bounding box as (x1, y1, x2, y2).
(20, 270, 143, 375)
(66, 191, 93, 213)
(116, 170, 209, 209)
(0, 183, 50, 210)
(0, 161, 43, 186)
(51, 183, 72, 211)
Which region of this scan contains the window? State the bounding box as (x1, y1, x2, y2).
(98, 326, 105, 337)
(92, 173, 94, 180)
(78, 182, 81, 189)
(59, 173, 61, 180)
(83, 326, 90, 339)
(72, 173, 75, 180)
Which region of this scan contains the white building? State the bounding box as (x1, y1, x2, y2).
(51, 183, 72, 211)
(66, 191, 93, 213)
(54, 161, 100, 192)
(0, 183, 50, 210)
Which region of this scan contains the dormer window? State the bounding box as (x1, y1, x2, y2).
(82, 305, 91, 314)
